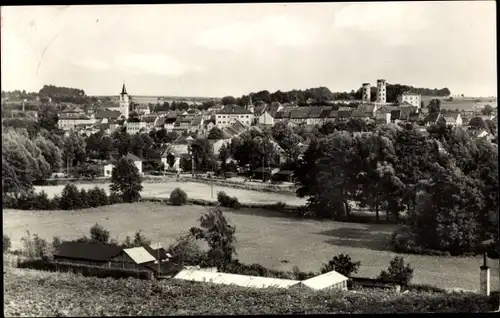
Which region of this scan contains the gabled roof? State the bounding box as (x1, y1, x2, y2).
(408, 113, 420, 122)
(328, 109, 339, 118)
(337, 110, 353, 118)
(155, 117, 166, 126)
(267, 102, 282, 117)
(230, 120, 248, 134)
(253, 105, 267, 117)
(217, 105, 252, 115)
(173, 135, 189, 145)
(400, 101, 414, 107)
(319, 106, 332, 118)
(125, 152, 142, 162)
(142, 244, 170, 260)
(301, 270, 348, 290)
(191, 117, 203, 126)
(290, 107, 311, 119)
(358, 104, 376, 114)
(123, 247, 156, 264)
(142, 115, 157, 123)
(96, 109, 121, 119)
(399, 107, 413, 120)
(351, 110, 368, 118)
(54, 241, 122, 262)
(443, 116, 457, 123)
(59, 114, 91, 120)
(203, 119, 215, 126)
(308, 107, 323, 118)
(275, 110, 291, 119)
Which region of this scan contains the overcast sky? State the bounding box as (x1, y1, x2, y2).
(1, 2, 496, 97)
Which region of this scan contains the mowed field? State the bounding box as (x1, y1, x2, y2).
(3, 202, 498, 292)
(34, 182, 307, 206)
(421, 96, 497, 110)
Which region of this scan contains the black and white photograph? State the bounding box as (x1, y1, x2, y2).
(2, 1, 499, 315)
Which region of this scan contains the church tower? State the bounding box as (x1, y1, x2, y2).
(119, 81, 129, 119)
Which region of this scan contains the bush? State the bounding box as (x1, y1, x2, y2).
(17, 259, 152, 280)
(217, 191, 240, 209)
(79, 189, 90, 209)
(87, 187, 109, 208)
(108, 192, 123, 205)
(20, 231, 51, 260)
(378, 256, 414, 287)
(320, 253, 361, 277)
(170, 188, 188, 206)
(4, 234, 11, 253)
(391, 227, 450, 256)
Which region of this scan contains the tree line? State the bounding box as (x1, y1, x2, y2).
(293, 121, 498, 256)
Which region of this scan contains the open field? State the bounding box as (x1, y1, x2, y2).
(421, 96, 497, 110)
(3, 202, 498, 291)
(34, 182, 306, 206)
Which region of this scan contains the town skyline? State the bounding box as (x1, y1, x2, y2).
(1, 2, 496, 97)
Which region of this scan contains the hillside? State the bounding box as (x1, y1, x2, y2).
(3, 268, 498, 316)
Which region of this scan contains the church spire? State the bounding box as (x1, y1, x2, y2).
(121, 81, 128, 95)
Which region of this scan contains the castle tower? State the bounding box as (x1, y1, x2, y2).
(362, 83, 371, 102)
(376, 79, 387, 104)
(119, 81, 129, 119)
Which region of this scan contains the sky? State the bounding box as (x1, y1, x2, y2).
(1, 2, 497, 98)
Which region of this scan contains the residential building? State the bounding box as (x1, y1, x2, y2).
(95, 109, 121, 121)
(398, 93, 422, 109)
(306, 107, 324, 125)
(126, 118, 147, 135)
(124, 153, 143, 175)
(141, 115, 158, 131)
(215, 105, 253, 128)
(189, 116, 203, 133)
(441, 112, 463, 127)
(53, 241, 123, 267)
(58, 113, 95, 130)
(171, 135, 191, 154)
(135, 104, 151, 115)
(289, 107, 311, 124)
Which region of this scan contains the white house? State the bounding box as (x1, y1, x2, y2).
(215, 105, 254, 128)
(126, 119, 147, 135)
(398, 93, 422, 109)
(103, 163, 114, 178)
(258, 111, 275, 126)
(210, 138, 231, 156)
(124, 153, 143, 175)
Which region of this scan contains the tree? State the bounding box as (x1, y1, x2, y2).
(3, 235, 11, 253)
(59, 183, 82, 210)
(189, 137, 215, 172)
(221, 96, 236, 105)
(190, 207, 237, 267)
(320, 254, 361, 277)
(37, 104, 59, 131)
(378, 256, 414, 286)
(89, 223, 110, 243)
(207, 127, 224, 140)
(427, 99, 441, 114)
(482, 104, 494, 116)
(62, 132, 86, 169)
(112, 130, 131, 156)
(109, 157, 143, 203)
(468, 117, 486, 130)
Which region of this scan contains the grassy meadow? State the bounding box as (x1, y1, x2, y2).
(3, 202, 498, 292)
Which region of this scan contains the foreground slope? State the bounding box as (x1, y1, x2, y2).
(3, 268, 498, 316)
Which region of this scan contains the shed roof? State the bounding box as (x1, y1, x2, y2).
(290, 107, 311, 119)
(308, 107, 323, 118)
(300, 270, 348, 290)
(125, 153, 142, 162)
(174, 269, 301, 289)
(123, 247, 156, 264)
(54, 241, 122, 262)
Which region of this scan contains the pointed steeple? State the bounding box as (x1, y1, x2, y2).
(121, 81, 128, 95)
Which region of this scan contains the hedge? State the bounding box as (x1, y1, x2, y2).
(4, 269, 499, 315)
(391, 226, 452, 256)
(17, 259, 153, 280)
